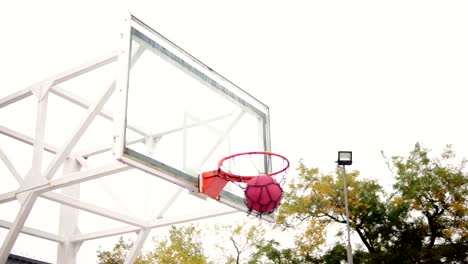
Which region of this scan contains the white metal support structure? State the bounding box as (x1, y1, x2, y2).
(124, 228, 151, 264)
(0, 86, 50, 262)
(56, 158, 82, 264)
(0, 50, 239, 263)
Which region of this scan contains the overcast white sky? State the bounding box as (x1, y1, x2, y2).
(1, 0, 468, 262)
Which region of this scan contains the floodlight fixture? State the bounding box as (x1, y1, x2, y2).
(337, 151, 352, 166)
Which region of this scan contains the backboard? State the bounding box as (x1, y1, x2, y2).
(113, 13, 271, 214)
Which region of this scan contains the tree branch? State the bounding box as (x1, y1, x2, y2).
(424, 205, 446, 249)
(230, 236, 241, 264)
(425, 212, 437, 249)
(355, 227, 375, 253)
(322, 213, 346, 224)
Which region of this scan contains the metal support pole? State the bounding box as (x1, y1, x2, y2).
(0, 192, 38, 263)
(342, 165, 353, 264)
(123, 228, 151, 264)
(57, 158, 82, 264)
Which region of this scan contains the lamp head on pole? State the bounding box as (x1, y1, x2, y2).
(337, 151, 352, 166)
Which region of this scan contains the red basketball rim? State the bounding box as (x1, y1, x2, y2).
(217, 151, 290, 180)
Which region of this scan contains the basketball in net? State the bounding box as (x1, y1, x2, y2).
(201, 151, 289, 216)
(244, 175, 283, 214)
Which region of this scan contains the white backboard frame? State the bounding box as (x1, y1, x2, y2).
(113, 12, 273, 216)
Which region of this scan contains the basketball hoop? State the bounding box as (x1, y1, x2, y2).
(200, 151, 289, 215)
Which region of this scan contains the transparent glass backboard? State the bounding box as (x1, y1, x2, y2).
(114, 14, 271, 212)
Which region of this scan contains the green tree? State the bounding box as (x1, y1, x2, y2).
(389, 143, 468, 262)
(214, 222, 268, 264)
(97, 225, 209, 264)
(251, 239, 306, 264)
(98, 222, 291, 264)
(96, 237, 150, 264)
(320, 243, 370, 264)
(277, 161, 389, 259)
(278, 143, 468, 263)
(148, 225, 209, 264)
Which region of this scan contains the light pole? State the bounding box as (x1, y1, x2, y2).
(337, 151, 353, 264)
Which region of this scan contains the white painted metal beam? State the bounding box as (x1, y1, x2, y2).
(198, 110, 245, 169)
(17, 162, 130, 195)
(0, 191, 17, 204)
(17, 94, 47, 203)
(147, 208, 238, 229)
(75, 144, 114, 159)
(124, 228, 150, 264)
(76, 136, 144, 158)
(75, 155, 89, 169)
(0, 192, 38, 263)
(43, 83, 115, 180)
(30, 94, 48, 175)
(50, 86, 115, 120)
(57, 158, 82, 264)
(0, 125, 58, 154)
(41, 192, 147, 228)
(155, 188, 184, 219)
(129, 45, 146, 69)
(70, 208, 238, 243)
(0, 88, 32, 109)
(0, 219, 65, 243)
(39, 53, 118, 99)
(50, 86, 148, 137)
(0, 147, 23, 184)
(70, 225, 140, 243)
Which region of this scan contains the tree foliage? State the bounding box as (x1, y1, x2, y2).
(390, 143, 468, 262)
(251, 239, 305, 264)
(277, 161, 388, 258)
(97, 225, 209, 264)
(214, 223, 266, 264)
(148, 225, 209, 264)
(96, 237, 150, 264)
(213, 221, 305, 264)
(278, 143, 468, 263)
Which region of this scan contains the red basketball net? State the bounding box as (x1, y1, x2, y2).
(201, 151, 289, 215)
